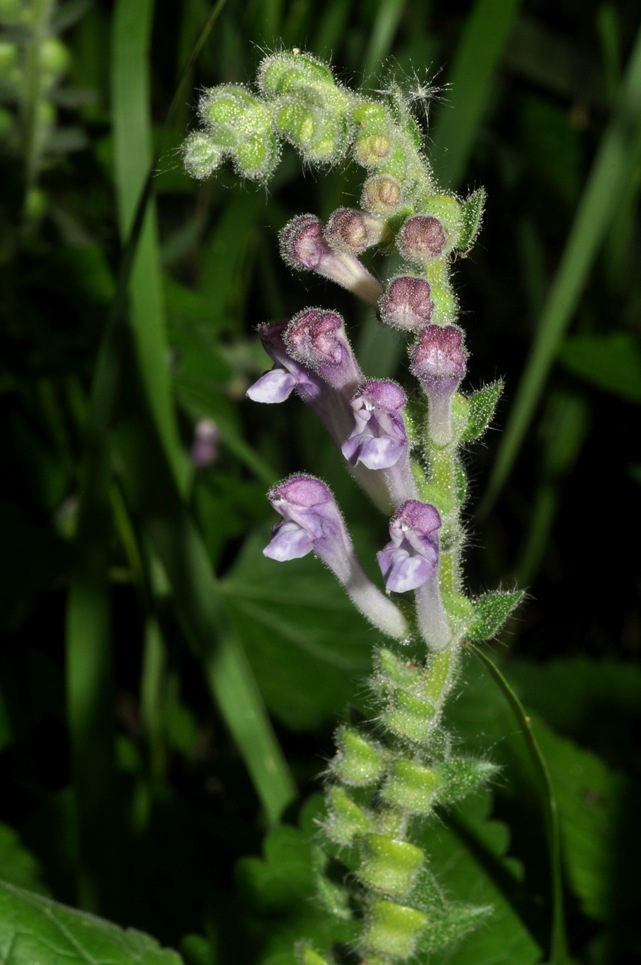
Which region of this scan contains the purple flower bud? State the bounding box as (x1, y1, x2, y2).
(379, 275, 434, 331)
(410, 324, 467, 446)
(265, 475, 408, 639)
(342, 380, 408, 470)
(325, 208, 386, 254)
(279, 213, 384, 305)
(397, 214, 446, 265)
(190, 418, 220, 468)
(377, 500, 441, 593)
(410, 324, 467, 394)
(247, 322, 326, 406)
(285, 308, 363, 395)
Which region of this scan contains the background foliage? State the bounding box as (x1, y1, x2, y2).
(1, 0, 640, 963)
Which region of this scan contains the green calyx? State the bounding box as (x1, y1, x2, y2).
(359, 834, 425, 897)
(380, 760, 443, 814)
(363, 899, 428, 958)
(331, 727, 386, 786)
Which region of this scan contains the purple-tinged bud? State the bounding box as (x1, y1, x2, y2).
(279, 213, 384, 305)
(410, 324, 466, 394)
(342, 380, 408, 470)
(247, 321, 326, 406)
(190, 418, 220, 468)
(377, 500, 451, 650)
(379, 275, 434, 331)
(286, 308, 363, 396)
(361, 175, 403, 215)
(377, 500, 441, 594)
(265, 475, 408, 639)
(410, 324, 467, 446)
(325, 208, 387, 254)
(397, 214, 446, 266)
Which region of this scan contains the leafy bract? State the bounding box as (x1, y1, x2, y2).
(0, 882, 183, 964)
(467, 590, 524, 641)
(461, 381, 504, 442)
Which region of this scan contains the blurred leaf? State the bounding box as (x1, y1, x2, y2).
(0, 826, 49, 895)
(0, 882, 183, 964)
(425, 789, 543, 965)
(222, 531, 375, 731)
(559, 332, 641, 402)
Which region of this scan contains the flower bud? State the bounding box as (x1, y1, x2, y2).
(182, 132, 226, 180)
(285, 308, 362, 395)
(397, 213, 446, 265)
(361, 175, 404, 215)
(325, 207, 387, 253)
(410, 324, 467, 396)
(280, 213, 384, 305)
(379, 275, 434, 331)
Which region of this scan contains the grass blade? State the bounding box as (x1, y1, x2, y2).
(471, 644, 569, 965)
(430, 0, 522, 188)
(483, 22, 641, 511)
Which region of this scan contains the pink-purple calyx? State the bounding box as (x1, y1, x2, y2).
(410, 324, 467, 394)
(279, 213, 384, 305)
(379, 275, 434, 331)
(286, 308, 363, 396)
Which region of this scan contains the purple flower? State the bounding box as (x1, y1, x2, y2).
(341, 380, 408, 470)
(265, 475, 408, 639)
(410, 324, 467, 395)
(279, 213, 384, 305)
(379, 275, 434, 331)
(397, 214, 446, 265)
(377, 500, 441, 593)
(246, 321, 325, 406)
(190, 418, 220, 467)
(285, 308, 363, 396)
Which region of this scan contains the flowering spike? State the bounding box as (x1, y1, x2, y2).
(265, 476, 407, 640)
(280, 213, 383, 304)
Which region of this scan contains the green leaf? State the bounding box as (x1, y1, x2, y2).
(222, 532, 375, 731)
(421, 788, 543, 965)
(461, 380, 504, 442)
(467, 590, 524, 641)
(457, 186, 487, 250)
(559, 332, 641, 403)
(0, 826, 49, 895)
(0, 882, 183, 964)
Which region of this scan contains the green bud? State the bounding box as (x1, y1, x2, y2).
(359, 834, 424, 897)
(234, 130, 279, 180)
(297, 946, 334, 965)
(274, 91, 348, 162)
(182, 132, 226, 180)
(258, 50, 337, 97)
(40, 37, 70, 84)
(423, 260, 457, 324)
(373, 648, 423, 692)
(324, 786, 374, 846)
(198, 84, 271, 148)
(362, 899, 428, 958)
(361, 175, 403, 214)
(331, 727, 386, 786)
(380, 760, 442, 814)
